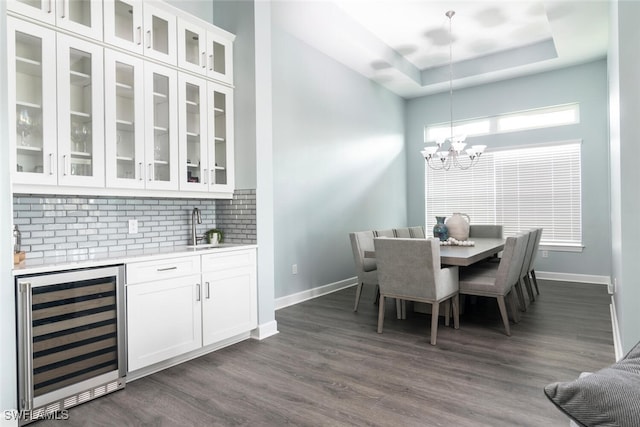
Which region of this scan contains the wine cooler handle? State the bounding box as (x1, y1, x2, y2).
(20, 281, 34, 410)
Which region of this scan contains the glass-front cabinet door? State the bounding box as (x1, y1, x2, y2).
(206, 27, 234, 85)
(9, 18, 57, 186)
(207, 82, 234, 193)
(142, 3, 176, 65)
(105, 50, 145, 189)
(56, 34, 104, 187)
(103, 0, 144, 54)
(144, 62, 178, 190)
(178, 74, 208, 191)
(7, 0, 102, 40)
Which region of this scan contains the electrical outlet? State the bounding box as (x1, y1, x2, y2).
(292, 264, 298, 275)
(542, 250, 548, 258)
(128, 219, 138, 234)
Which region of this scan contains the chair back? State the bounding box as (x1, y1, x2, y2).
(394, 227, 411, 238)
(469, 224, 503, 239)
(349, 231, 377, 276)
(493, 233, 528, 293)
(409, 226, 425, 238)
(375, 229, 396, 238)
(519, 230, 536, 278)
(528, 228, 543, 271)
(374, 237, 448, 300)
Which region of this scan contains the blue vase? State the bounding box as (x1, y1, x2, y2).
(433, 216, 449, 241)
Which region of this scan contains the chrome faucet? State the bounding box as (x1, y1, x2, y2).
(191, 207, 202, 245)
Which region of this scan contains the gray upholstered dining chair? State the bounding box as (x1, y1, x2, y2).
(469, 224, 503, 239)
(349, 231, 379, 312)
(527, 228, 543, 296)
(518, 229, 538, 305)
(375, 229, 396, 238)
(408, 226, 425, 238)
(374, 237, 459, 345)
(394, 227, 411, 238)
(458, 233, 528, 336)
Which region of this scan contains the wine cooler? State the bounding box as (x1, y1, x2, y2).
(16, 265, 126, 424)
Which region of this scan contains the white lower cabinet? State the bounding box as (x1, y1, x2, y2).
(202, 249, 257, 345)
(125, 248, 257, 373)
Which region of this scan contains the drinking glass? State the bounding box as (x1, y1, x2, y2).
(17, 108, 32, 146)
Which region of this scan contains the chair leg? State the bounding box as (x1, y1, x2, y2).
(523, 275, 535, 302)
(377, 295, 386, 333)
(430, 302, 440, 345)
(452, 294, 460, 329)
(531, 270, 540, 295)
(507, 289, 520, 324)
(444, 300, 451, 327)
(514, 279, 527, 312)
(396, 299, 402, 319)
(401, 300, 407, 319)
(496, 296, 511, 336)
(353, 282, 364, 312)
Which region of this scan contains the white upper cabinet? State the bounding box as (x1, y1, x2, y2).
(144, 62, 179, 191)
(104, 49, 146, 189)
(7, 0, 103, 41)
(103, 0, 144, 54)
(178, 73, 208, 192)
(56, 34, 105, 188)
(9, 18, 58, 185)
(141, 2, 177, 65)
(178, 18, 234, 85)
(104, 0, 176, 64)
(207, 82, 234, 193)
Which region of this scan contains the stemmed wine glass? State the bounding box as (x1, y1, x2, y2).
(16, 108, 32, 146)
(71, 122, 91, 152)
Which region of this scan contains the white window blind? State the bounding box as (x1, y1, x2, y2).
(425, 141, 582, 246)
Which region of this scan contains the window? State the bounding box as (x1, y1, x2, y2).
(424, 103, 580, 143)
(425, 141, 582, 249)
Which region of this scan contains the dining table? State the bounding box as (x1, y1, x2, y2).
(365, 237, 505, 267)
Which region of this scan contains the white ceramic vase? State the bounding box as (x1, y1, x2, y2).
(446, 213, 470, 240)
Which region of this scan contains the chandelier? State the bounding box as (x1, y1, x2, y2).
(422, 10, 486, 171)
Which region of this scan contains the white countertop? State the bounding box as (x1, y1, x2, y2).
(12, 243, 258, 276)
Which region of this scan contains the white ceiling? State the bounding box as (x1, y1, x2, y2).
(273, 0, 610, 98)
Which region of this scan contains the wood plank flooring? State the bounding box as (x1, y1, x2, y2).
(35, 280, 614, 426)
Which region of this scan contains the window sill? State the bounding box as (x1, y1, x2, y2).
(539, 244, 584, 253)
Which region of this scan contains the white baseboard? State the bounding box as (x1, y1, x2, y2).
(610, 297, 623, 361)
(536, 271, 611, 286)
(275, 277, 357, 310)
(250, 320, 279, 340)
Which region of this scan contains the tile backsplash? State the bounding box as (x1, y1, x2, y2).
(13, 190, 257, 259)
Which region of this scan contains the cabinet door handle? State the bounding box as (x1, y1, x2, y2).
(136, 26, 142, 45)
(62, 155, 68, 176)
(146, 30, 152, 49)
(19, 282, 34, 410)
(201, 52, 206, 68)
(156, 266, 177, 272)
(203, 169, 207, 184)
(148, 163, 153, 181)
(61, 0, 67, 18)
(196, 283, 201, 302)
(138, 162, 143, 180)
(47, 0, 53, 14)
(210, 169, 214, 185)
(208, 54, 213, 71)
(205, 282, 210, 299)
(49, 153, 55, 175)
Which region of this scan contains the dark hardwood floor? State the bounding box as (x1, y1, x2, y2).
(36, 280, 614, 426)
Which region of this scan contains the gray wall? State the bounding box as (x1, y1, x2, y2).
(406, 60, 611, 278)
(610, 0, 640, 353)
(271, 2, 407, 298)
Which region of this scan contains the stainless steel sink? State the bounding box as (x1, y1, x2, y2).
(186, 243, 221, 250)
